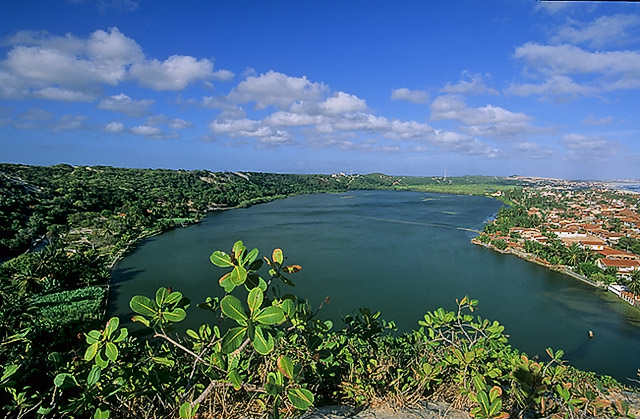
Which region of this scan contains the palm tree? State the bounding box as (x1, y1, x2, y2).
(628, 270, 640, 297)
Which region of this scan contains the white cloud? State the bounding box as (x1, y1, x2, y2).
(551, 14, 640, 49)
(582, 114, 613, 126)
(132, 125, 163, 136)
(3, 27, 141, 90)
(505, 75, 592, 97)
(390, 87, 430, 104)
(262, 111, 324, 127)
(169, 118, 192, 129)
(318, 91, 367, 115)
(104, 121, 125, 133)
(33, 87, 94, 102)
(212, 69, 235, 81)
(430, 95, 532, 139)
(0, 27, 230, 101)
(441, 72, 498, 95)
(514, 43, 640, 76)
(228, 70, 327, 109)
(129, 55, 215, 90)
(98, 93, 154, 116)
(209, 118, 294, 147)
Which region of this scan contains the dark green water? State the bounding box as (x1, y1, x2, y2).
(109, 190, 640, 382)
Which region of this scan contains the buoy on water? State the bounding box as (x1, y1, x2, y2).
(588, 330, 594, 338)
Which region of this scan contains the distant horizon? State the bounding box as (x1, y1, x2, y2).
(1, 1, 639, 180)
(3, 159, 639, 183)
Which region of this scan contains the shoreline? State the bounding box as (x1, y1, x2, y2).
(470, 237, 640, 310)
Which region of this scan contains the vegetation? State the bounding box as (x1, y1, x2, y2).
(3, 163, 636, 418)
(3, 241, 633, 418)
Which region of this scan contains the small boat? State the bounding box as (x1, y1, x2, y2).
(588, 330, 594, 338)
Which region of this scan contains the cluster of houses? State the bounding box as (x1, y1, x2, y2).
(484, 186, 640, 308)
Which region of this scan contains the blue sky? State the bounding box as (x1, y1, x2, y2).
(1, 0, 640, 180)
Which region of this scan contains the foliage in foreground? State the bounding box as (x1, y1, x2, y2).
(1, 241, 635, 419)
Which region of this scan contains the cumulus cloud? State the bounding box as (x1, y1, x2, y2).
(98, 93, 154, 116)
(390, 87, 430, 104)
(131, 125, 162, 136)
(212, 69, 235, 81)
(104, 121, 125, 133)
(228, 70, 327, 109)
(33, 87, 94, 102)
(0, 27, 233, 101)
(169, 118, 192, 129)
(3, 28, 142, 91)
(209, 118, 295, 147)
(508, 41, 640, 97)
(129, 55, 215, 90)
(514, 43, 640, 76)
(505, 75, 592, 97)
(551, 14, 640, 49)
(430, 95, 533, 139)
(441, 72, 499, 95)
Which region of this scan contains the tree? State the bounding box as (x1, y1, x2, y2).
(628, 270, 640, 297)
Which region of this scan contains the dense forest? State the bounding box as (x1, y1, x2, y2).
(1, 164, 634, 418)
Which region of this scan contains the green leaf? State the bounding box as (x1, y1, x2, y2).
(244, 248, 259, 266)
(93, 406, 109, 419)
(1, 364, 19, 382)
(221, 295, 248, 325)
(281, 299, 295, 318)
(54, 373, 78, 389)
(179, 402, 199, 419)
(104, 342, 118, 362)
(488, 398, 502, 416)
(129, 295, 157, 317)
(228, 369, 243, 390)
(84, 342, 99, 361)
(186, 329, 199, 340)
(95, 351, 108, 369)
(478, 390, 490, 413)
(277, 355, 294, 380)
(247, 287, 263, 315)
(164, 290, 183, 306)
(152, 356, 175, 367)
(163, 308, 187, 323)
(105, 317, 119, 338)
(253, 306, 285, 325)
(287, 388, 314, 410)
(131, 315, 149, 327)
(218, 273, 236, 293)
(113, 328, 128, 343)
(272, 248, 283, 265)
(87, 365, 101, 387)
(86, 330, 102, 345)
(221, 327, 247, 354)
(155, 287, 168, 307)
(210, 251, 233, 267)
(232, 240, 246, 260)
(251, 326, 274, 355)
(229, 265, 247, 285)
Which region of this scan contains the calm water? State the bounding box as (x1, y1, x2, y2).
(109, 190, 640, 382)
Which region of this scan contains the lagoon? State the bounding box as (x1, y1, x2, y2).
(109, 190, 640, 382)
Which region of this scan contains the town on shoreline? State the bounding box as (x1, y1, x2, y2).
(474, 179, 640, 309)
